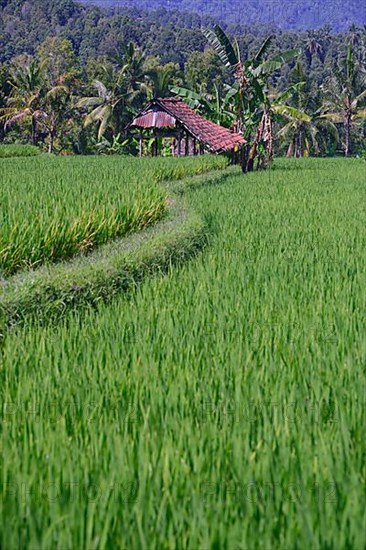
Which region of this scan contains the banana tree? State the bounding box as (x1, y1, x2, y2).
(201, 25, 301, 171)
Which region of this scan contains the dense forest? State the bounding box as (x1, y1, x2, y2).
(0, 0, 365, 164)
(82, 0, 366, 31)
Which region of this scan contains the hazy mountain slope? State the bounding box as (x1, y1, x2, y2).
(79, 0, 366, 31)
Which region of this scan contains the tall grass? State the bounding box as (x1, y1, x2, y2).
(0, 158, 365, 548)
(0, 144, 41, 158)
(0, 155, 226, 275)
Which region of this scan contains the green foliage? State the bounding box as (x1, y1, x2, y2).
(359, 144, 366, 160)
(144, 58, 182, 99)
(171, 84, 235, 127)
(320, 45, 366, 156)
(202, 25, 239, 68)
(0, 52, 77, 152)
(0, 1, 365, 157)
(95, 133, 136, 155)
(184, 50, 226, 94)
(82, 0, 365, 31)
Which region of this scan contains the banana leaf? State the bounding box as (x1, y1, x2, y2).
(202, 25, 238, 68)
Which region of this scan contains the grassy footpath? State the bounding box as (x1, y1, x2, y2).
(1, 158, 365, 549)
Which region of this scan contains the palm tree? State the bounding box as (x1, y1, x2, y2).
(270, 62, 339, 158)
(321, 45, 366, 156)
(78, 79, 123, 141)
(305, 31, 324, 66)
(0, 59, 46, 145)
(146, 64, 179, 99)
(123, 42, 149, 110)
(0, 64, 11, 141)
(78, 45, 149, 141)
(41, 77, 72, 153)
(276, 105, 320, 158)
(77, 62, 137, 141)
(0, 58, 74, 152)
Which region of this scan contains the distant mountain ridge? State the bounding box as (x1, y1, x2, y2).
(79, 0, 366, 31)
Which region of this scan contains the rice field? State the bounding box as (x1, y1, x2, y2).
(0, 158, 365, 549)
(0, 155, 226, 276)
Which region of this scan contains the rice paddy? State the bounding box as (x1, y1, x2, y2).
(0, 155, 226, 275)
(0, 157, 365, 549)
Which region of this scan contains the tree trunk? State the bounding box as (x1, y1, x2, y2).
(48, 126, 56, 154)
(240, 144, 248, 173)
(299, 127, 304, 158)
(139, 130, 143, 157)
(287, 142, 293, 158)
(246, 141, 257, 172)
(31, 117, 37, 146)
(266, 117, 273, 166)
(295, 128, 300, 158)
(344, 114, 351, 157)
(48, 118, 56, 154)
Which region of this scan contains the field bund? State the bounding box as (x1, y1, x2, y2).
(0, 155, 226, 276)
(1, 157, 365, 548)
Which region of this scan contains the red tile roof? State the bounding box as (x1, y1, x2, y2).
(129, 97, 246, 153)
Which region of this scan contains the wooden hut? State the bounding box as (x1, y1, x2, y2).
(125, 97, 246, 158)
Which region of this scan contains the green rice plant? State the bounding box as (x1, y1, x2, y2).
(0, 155, 227, 276)
(0, 158, 365, 549)
(0, 144, 41, 158)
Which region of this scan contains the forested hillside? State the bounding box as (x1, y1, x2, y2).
(1, 0, 365, 158)
(81, 0, 366, 31)
(0, 0, 364, 65)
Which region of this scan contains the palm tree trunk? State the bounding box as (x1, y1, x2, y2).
(48, 132, 54, 154)
(31, 117, 37, 146)
(287, 141, 293, 158)
(344, 114, 351, 157)
(48, 118, 57, 154)
(299, 127, 304, 158)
